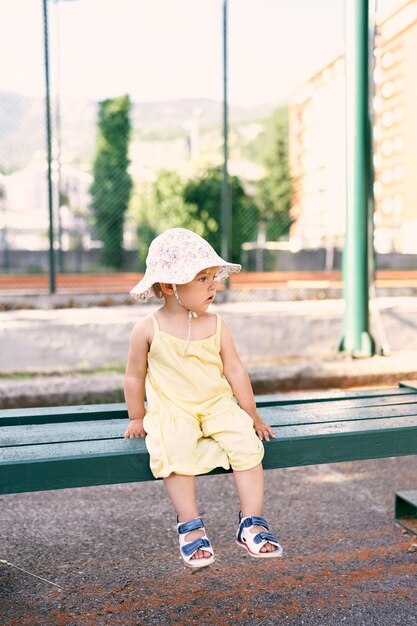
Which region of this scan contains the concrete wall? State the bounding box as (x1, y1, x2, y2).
(0, 249, 139, 273)
(1, 247, 416, 274)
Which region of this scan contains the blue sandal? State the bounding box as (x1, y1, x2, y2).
(177, 517, 215, 568)
(236, 512, 283, 558)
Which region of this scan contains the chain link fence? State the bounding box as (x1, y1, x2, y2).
(0, 0, 416, 301)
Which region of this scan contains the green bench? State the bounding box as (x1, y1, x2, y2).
(1, 384, 417, 533)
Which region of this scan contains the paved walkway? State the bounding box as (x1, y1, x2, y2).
(1, 297, 417, 407)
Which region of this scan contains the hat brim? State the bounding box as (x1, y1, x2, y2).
(130, 258, 241, 302)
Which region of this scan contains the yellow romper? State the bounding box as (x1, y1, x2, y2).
(142, 314, 264, 479)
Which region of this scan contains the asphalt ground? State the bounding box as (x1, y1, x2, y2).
(1, 456, 416, 625)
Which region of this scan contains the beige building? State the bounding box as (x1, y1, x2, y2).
(3, 153, 93, 251)
(289, 0, 417, 254)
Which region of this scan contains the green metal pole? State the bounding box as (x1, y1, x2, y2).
(221, 0, 230, 262)
(42, 0, 56, 293)
(367, 0, 376, 290)
(340, 0, 375, 356)
(53, 0, 64, 273)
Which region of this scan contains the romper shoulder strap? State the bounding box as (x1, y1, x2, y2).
(150, 314, 160, 333)
(215, 314, 222, 352)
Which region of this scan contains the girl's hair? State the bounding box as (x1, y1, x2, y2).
(152, 283, 163, 299)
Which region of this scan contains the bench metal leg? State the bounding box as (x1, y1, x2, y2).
(395, 490, 417, 535)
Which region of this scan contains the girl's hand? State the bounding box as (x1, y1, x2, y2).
(252, 415, 275, 442)
(124, 418, 146, 438)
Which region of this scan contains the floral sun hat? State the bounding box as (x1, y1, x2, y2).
(130, 228, 241, 302)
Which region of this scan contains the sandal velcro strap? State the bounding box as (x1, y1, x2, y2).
(181, 537, 211, 558)
(236, 513, 283, 559)
(240, 515, 269, 530)
(176, 516, 215, 568)
(237, 515, 269, 543)
(177, 517, 204, 535)
(253, 531, 280, 546)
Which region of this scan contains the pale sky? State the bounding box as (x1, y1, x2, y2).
(0, 0, 394, 107)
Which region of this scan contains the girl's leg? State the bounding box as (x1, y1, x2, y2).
(233, 463, 276, 553)
(233, 462, 264, 516)
(163, 473, 199, 522)
(163, 473, 211, 560)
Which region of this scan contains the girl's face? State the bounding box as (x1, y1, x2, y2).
(176, 266, 219, 313)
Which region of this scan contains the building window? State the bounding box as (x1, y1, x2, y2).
(381, 197, 393, 214)
(373, 153, 382, 168)
(394, 78, 404, 92)
(393, 194, 404, 211)
(373, 124, 382, 140)
(374, 95, 383, 112)
(381, 51, 394, 69)
(381, 168, 393, 185)
(381, 81, 394, 98)
(381, 139, 394, 156)
(394, 48, 403, 63)
(374, 67, 383, 84)
(394, 136, 405, 152)
(394, 165, 404, 181)
(394, 106, 404, 122)
(381, 110, 394, 128)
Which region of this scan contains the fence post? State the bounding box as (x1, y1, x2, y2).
(42, 0, 56, 294)
(221, 0, 230, 264)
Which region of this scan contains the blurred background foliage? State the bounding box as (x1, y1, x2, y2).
(90, 95, 133, 269)
(128, 105, 292, 271)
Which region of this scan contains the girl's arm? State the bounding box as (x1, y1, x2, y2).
(124, 317, 152, 438)
(220, 318, 275, 442)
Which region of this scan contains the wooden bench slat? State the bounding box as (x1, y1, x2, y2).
(1, 436, 147, 462)
(399, 381, 417, 392)
(0, 452, 156, 493)
(1, 388, 414, 426)
(2, 414, 416, 464)
(263, 422, 417, 470)
(253, 388, 413, 407)
(3, 401, 417, 448)
(2, 414, 417, 494)
(0, 403, 128, 427)
(1, 419, 126, 447)
(261, 402, 417, 425)
(275, 396, 417, 414)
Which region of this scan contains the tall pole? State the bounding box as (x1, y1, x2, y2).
(53, 0, 64, 273)
(367, 0, 377, 294)
(221, 0, 230, 262)
(340, 0, 375, 356)
(42, 0, 56, 293)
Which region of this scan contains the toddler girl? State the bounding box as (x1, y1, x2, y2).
(124, 228, 282, 568)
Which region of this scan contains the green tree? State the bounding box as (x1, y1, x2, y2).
(253, 106, 293, 240)
(130, 170, 201, 270)
(183, 166, 259, 264)
(90, 95, 132, 268)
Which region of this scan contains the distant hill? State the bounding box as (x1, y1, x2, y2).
(0, 91, 277, 172)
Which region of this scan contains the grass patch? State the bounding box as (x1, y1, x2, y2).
(0, 364, 126, 380)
